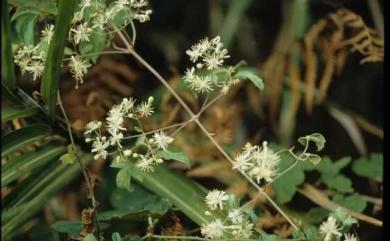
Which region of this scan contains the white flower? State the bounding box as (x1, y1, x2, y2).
(115, 0, 131, 9)
(203, 53, 224, 70)
(91, 137, 110, 160)
(186, 46, 203, 62)
(183, 67, 196, 82)
(136, 156, 155, 172)
(230, 221, 254, 239)
(343, 233, 357, 241)
(80, 0, 92, 9)
(319, 216, 342, 241)
(228, 209, 243, 224)
(134, 9, 152, 23)
(68, 56, 91, 87)
(26, 60, 44, 81)
(121, 97, 135, 113)
(205, 189, 229, 210)
(41, 24, 54, 43)
(201, 219, 225, 239)
(84, 120, 102, 134)
(153, 131, 173, 150)
(233, 149, 253, 171)
(106, 105, 126, 133)
(109, 130, 124, 147)
(131, 0, 149, 8)
(136, 97, 154, 117)
(70, 22, 93, 44)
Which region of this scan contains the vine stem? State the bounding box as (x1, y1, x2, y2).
(143, 234, 303, 241)
(57, 91, 101, 238)
(116, 30, 299, 230)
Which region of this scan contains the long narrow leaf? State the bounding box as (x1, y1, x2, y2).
(1, 0, 17, 90)
(1, 124, 52, 158)
(1, 105, 40, 123)
(1, 154, 93, 240)
(2, 143, 65, 186)
(40, 0, 77, 120)
(138, 164, 233, 238)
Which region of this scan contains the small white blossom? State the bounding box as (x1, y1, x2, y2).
(80, 0, 92, 9)
(343, 233, 357, 241)
(205, 189, 229, 210)
(68, 56, 91, 88)
(106, 105, 126, 133)
(136, 156, 155, 172)
(201, 219, 225, 239)
(41, 24, 54, 43)
(229, 221, 254, 239)
(84, 120, 102, 134)
(91, 137, 110, 160)
(109, 129, 124, 147)
(136, 97, 154, 117)
(134, 9, 152, 23)
(153, 131, 173, 150)
(228, 209, 244, 224)
(71, 22, 93, 44)
(319, 216, 342, 241)
(25, 60, 44, 81)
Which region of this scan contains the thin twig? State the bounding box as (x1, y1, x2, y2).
(57, 91, 101, 237)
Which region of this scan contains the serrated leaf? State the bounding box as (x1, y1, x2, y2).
(234, 67, 264, 91)
(116, 168, 132, 191)
(316, 156, 351, 176)
(271, 152, 305, 204)
(332, 194, 367, 213)
(157, 150, 190, 167)
(298, 133, 326, 151)
(352, 153, 383, 181)
(305, 207, 329, 224)
(322, 174, 353, 193)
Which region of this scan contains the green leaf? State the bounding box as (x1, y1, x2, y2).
(40, 0, 78, 120)
(1, 0, 17, 90)
(332, 194, 367, 213)
(1, 105, 40, 122)
(321, 174, 353, 193)
(112, 233, 122, 241)
(83, 234, 98, 241)
(271, 152, 305, 204)
(51, 221, 81, 235)
(99, 184, 171, 221)
(298, 133, 326, 151)
(116, 168, 132, 191)
(2, 143, 65, 186)
(1, 124, 52, 158)
(305, 207, 329, 224)
(234, 67, 264, 91)
(352, 153, 383, 181)
(59, 153, 76, 165)
(302, 153, 321, 165)
(18, 14, 38, 45)
(316, 156, 351, 176)
(157, 150, 190, 167)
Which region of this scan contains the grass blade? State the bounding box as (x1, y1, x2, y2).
(1, 124, 52, 158)
(2, 143, 65, 186)
(1, 0, 17, 90)
(1, 105, 40, 122)
(40, 0, 77, 120)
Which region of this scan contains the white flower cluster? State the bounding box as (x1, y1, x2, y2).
(201, 189, 254, 239)
(319, 208, 358, 241)
(183, 36, 240, 95)
(233, 141, 280, 184)
(13, 0, 152, 88)
(84, 97, 173, 172)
